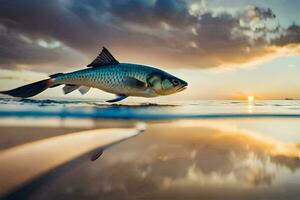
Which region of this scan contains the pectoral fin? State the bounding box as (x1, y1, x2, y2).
(63, 84, 80, 94)
(124, 77, 147, 89)
(106, 95, 128, 103)
(78, 86, 90, 95)
(90, 149, 104, 161)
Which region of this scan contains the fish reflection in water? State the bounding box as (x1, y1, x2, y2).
(1, 119, 300, 200)
(14, 119, 299, 200)
(0, 124, 145, 199)
(91, 149, 104, 161)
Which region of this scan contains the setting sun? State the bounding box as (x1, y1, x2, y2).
(247, 96, 255, 102)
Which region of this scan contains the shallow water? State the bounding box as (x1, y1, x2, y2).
(1, 98, 300, 119)
(0, 99, 300, 200)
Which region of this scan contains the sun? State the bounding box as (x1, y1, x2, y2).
(247, 96, 255, 102)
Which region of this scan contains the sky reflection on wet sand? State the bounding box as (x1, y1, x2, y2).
(4, 119, 298, 200)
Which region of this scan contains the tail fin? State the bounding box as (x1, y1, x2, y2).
(0, 79, 53, 98)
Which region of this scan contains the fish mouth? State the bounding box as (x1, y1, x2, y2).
(176, 85, 187, 92)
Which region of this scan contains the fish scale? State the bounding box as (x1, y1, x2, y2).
(54, 64, 155, 96)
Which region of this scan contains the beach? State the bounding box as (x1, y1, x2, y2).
(0, 99, 300, 199)
(1, 0, 300, 199)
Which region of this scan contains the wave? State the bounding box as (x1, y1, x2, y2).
(1, 98, 300, 120)
(1, 108, 300, 120)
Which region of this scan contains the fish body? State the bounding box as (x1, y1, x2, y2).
(54, 64, 164, 97)
(1, 47, 188, 102)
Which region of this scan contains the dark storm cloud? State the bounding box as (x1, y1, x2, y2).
(108, 0, 197, 27)
(0, 0, 299, 71)
(272, 24, 300, 46)
(0, 0, 109, 53)
(0, 24, 86, 70)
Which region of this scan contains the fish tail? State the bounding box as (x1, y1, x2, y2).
(0, 78, 56, 98)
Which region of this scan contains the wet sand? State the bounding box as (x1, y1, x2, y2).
(0, 118, 300, 199)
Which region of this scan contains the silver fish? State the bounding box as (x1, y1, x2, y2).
(1, 47, 188, 102)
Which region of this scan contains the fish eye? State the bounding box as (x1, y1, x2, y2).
(171, 79, 179, 86)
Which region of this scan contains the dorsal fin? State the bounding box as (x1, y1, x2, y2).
(87, 47, 119, 67)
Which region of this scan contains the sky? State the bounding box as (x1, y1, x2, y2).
(0, 0, 300, 100)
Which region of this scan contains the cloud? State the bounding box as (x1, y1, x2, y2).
(108, 0, 197, 28)
(0, 0, 299, 71)
(0, 24, 87, 71)
(273, 24, 300, 46)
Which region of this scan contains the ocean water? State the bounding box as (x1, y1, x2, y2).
(0, 98, 300, 200)
(1, 98, 300, 119)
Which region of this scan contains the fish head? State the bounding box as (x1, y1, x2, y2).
(147, 72, 188, 95)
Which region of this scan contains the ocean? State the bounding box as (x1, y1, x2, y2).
(0, 98, 300, 200)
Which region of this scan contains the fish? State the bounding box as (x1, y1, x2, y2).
(0, 47, 188, 102)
